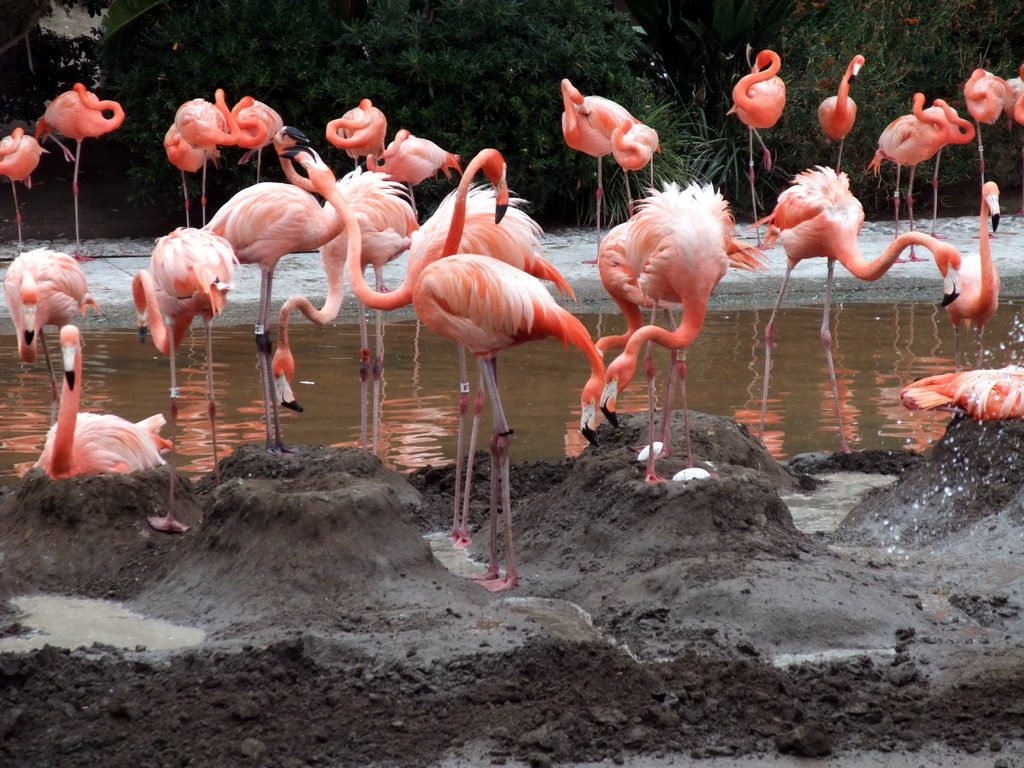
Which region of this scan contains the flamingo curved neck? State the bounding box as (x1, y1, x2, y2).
(49, 342, 81, 478)
(840, 232, 954, 281)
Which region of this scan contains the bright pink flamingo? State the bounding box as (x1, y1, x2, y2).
(325, 98, 388, 168)
(756, 167, 963, 453)
(132, 227, 237, 532)
(366, 129, 461, 216)
(36, 325, 171, 479)
(560, 78, 658, 261)
(902, 366, 1024, 421)
(818, 54, 864, 172)
(945, 181, 1000, 369)
(924, 99, 975, 236)
(175, 89, 242, 225)
(163, 122, 214, 228)
(34, 83, 125, 260)
(728, 49, 786, 243)
(964, 68, 1011, 186)
(868, 93, 949, 260)
(0, 127, 46, 251)
(598, 182, 764, 482)
(1008, 64, 1024, 213)
(3, 248, 99, 422)
(232, 97, 284, 181)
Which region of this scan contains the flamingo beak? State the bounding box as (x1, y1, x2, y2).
(275, 372, 304, 413)
(279, 125, 310, 146)
(600, 380, 619, 425)
(61, 343, 76, 391)
(24, 329, 34, 346)
(942, 266, 961, 307)
(582, 424, 599, 446)
(138, 324, 148, 343)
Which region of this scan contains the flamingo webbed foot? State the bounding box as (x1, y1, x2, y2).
(474, 573, 518, 592)
(148, 514, 190, 533)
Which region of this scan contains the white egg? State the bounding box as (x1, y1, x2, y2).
(672, 467, 711, 482)
(636, 442, 665, 461)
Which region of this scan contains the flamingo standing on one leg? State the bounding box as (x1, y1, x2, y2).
(367, 129, 461, 217)
(0, 127, 46, 251)
(232, 97, 284, 181)
(945, 181, 1000, 369)
(163, 123, 214, 228)
(756, 167, 963, 453)
(964, 68, 1011, 187)
(818, 54, 865, 173)
(924, 99, 976, 236)
(36, 325, 171, 478)
(175, 89, 242, 226)
(902, 366, 1024, 421)
(326, 98, 388, 169)
(3, 248, 100, 423)
(728, 49, 786, 245)
(34, 83, 125, 260)
(132, 227, 237, 532)
(598, 182, 765, 482)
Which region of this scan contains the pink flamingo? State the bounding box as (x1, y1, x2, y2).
(1008, 64, 1024, 213)
(945, 181, 1000, 369)
(132, 227, 237, 532)
(818, 54, 865, 172)
(902, 366, 1024, 421)
(756, 167, 963, 453)
(598, 182, 765, 482)
(868, 93, 950, 261)
(174, 89, 242, 225)
(163, 123, 214, 228)
(728, 49, 786, 243)
(0, 126, 46, 251)
(924, 99, 975, 236)
(34, 83, 125, 260)
(36, 325, 171, 478)
(366, 128, 461, 216)
(964, 68, 1011, 186)
(232, 97, 284, 181)
(3, 248, 100, 423)
(325, 98, 388, 168)
(560, 78, 658, 260)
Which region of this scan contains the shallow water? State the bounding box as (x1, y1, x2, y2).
(1, 298, 1019, 484)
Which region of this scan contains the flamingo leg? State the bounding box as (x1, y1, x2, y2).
(930, 149, 943, 237)
(675, 352, 694, 469)
(456, 369, 485, 550)
(256, 268, 293, 453)
(204, 317, 221, 485)
(893, 163, 902, 240)
(150, 318, 189, 533)
(358, 297, 370, 451)
(835, 136, 845, 174)
(201, 154, 209, 227)
(820, 258, 852, 453)
(371, 266, 387, 454)
(38, 328, 59, 425)
(10, 179, 24, 252)
(747, 128, 762, 246)
(655, 308, 679, 458)
(624, 168, 634, 217)
(474, 357, 518, 592)
(953, 324, 963, 371)
(71, 139, 90, 261)
(584, 156, 603, 264)
(976, 327, 986, 369)
(904, 165, 927, 261)
(759, 265, 794, 442)
(976, 122, 986, 186)
(642, 338, 665, 483)
(180, 170, 191, 229)
(450, 344, 471, 546)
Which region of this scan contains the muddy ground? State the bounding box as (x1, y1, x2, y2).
(1, 409, 1024, 767)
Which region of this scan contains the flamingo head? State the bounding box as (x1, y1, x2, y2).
(60, 325, 80, 392)
(279, 142, 337, 195)
(272, 346, 303, 413)
(850, 55, 865, 81)
(984, 181, 1000, 232)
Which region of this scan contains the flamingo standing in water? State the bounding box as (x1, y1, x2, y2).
(598, 182, 765, 482)
(818, 54, 864, 172)
(163, 123, 213, 228)
(4, 248, 100, 423)
(367, 129, 461, 216)
(964, 68, 1011, 187)
(902, 366, 1024, 420)
(0, 127, 46, 251)
(34, 83, 125, 260)
(232, 97, 284, 181)
(756, 167, 963, 453)
(132, 227, 237, 532)
(36, 325, 171, 479)
(175, 89, 242, 225)
(326, 98, 388, 169)
(728, 49, 786, 244)
(560, 78, 658, 261)
(945, 181, 1001, 369)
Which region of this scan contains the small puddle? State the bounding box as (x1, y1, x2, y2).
(782, 472, 897, 534)
(0, 595, 206, 653)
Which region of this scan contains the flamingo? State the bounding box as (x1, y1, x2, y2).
(3, 248, 100, 423)
(756, 167, 963, 453)
(964, 68, 1011, 186)
(35, 325, 171, 478)
(232, 97, 284, 181)
(560, 78, 658, 261)
(867, 93, 949, 260)
(728, 49, 786, 244)
(818, 54, 865, 172)
(901, 367, 1024, 421)
(0, 127, 46, 251)
(34, 83, 125, 260)
(945, 181, 1000, 369)
(325, 98, 387, 168)
(597, 182, 765, 482)
(924, 99, 975, 236)
(132, 227, 237, 532)
(1008, 65, 1024, 213)
(163, 123, 214, 228)
(366, 129, 461, 216)
(174, 89, 242, 226)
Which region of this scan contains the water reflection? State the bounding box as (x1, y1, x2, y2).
(0, 299, 1017, 485)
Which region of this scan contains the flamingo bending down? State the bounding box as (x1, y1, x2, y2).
(3, 248, 100, 422)
(132, 227, 237, 532)
(36, 325, 171, 478)
(756, 167, 962, 453)
(367, 129, 461, 216)
(560, 78, 657, 260)
(232, 97, 284, 181)
(818, 54, 864, 172)
(598, 182, 766, 482)
(164, 123, 216, 228)
(0, 127, 47, 251)
(964, 68, 1011, 186)
(326, 98, 388, 168)
(34, 83, 125, 260)
(728, 49, 786, 243)
(924, 99, 975, 236)
(175, 89, 242, 226)
(945, 181, 1000, 369)
(901, 367, 1024, 420)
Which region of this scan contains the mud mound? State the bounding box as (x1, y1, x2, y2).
(0, 467, 200, 600)
(835, 417, 1024, 547)
(788, 449, 923, 476)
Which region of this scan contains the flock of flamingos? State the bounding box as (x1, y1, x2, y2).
(1, 49, 1024, 589)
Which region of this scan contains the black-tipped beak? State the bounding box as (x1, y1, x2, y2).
(281, 399, 304, 413)
(600, 405, 618, 427)
(138, 326, 147, 343)
(279, 144, 316, 161)
(992, 213, 1000, 233)
(281, 126, 310, 145)
(24, 329, 33, 346)
(495, 202, 507, 225)
(941, 289, 960, 307)
(64, 369, 75, 391)
(581, 424, 598, 447)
